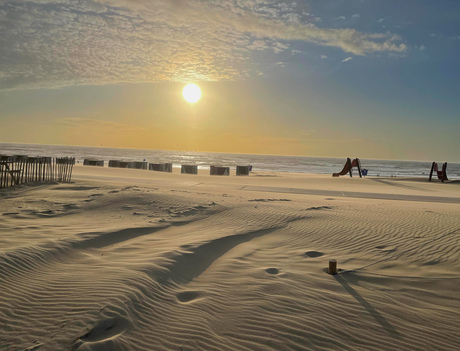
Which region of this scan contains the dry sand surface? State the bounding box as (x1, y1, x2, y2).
(1, 165, 460, 350)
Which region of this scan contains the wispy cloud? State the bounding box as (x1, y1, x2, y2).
(58, 117, 144, 132)
(0, 0, 407, 90)
(342, 57, 353, 62)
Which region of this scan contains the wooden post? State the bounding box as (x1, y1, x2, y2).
(328, 259, 337, 275)
(356, 158, 362, 178)
(441, 162, 448, 183)
(347, 158, 353, 177)
(68, 158, 75, 182)
(0, 161, 4, 189)
(429, 162, 435, 182)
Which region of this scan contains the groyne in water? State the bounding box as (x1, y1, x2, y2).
(0, 155, 75, 189)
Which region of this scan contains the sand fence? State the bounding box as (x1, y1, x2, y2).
(149, 163, 173, 172)
(210, 166, 230, 176)
(89, 158, 252, 176)
(0, 155, 75, 189)
(108, 160, 148, 169)
(83, 159, 104, 167)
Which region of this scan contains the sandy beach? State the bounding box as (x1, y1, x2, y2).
(1, 165, 460, 351)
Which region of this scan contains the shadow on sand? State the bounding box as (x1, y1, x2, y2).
(334, 273, 400, 337)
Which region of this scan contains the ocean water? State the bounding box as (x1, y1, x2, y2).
(1, 143, 460, 179)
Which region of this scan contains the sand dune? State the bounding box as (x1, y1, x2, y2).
(1, 166, 459, 350)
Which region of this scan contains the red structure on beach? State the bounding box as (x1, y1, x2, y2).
(332, 158, 362, 178)
(429, 162, 448, 182)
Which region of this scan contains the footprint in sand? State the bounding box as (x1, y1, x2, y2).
(176, 291, 200, 303)
(305, 206, 332, 211)
(265, 268, 279, 275)
(303, 251, 324, 258)
(79, 317, 128, 344)
(39, 210, 55, 216)
(375, 245, 396, 253)
(63, 204, 79, 210)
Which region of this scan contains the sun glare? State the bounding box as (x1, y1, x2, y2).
(182, 83, 202, 103)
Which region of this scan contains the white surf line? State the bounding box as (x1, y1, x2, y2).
(241, 185, 460, 204)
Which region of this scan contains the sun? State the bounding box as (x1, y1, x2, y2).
(182, 83, 202, 103)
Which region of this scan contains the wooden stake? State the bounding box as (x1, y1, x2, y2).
(328, 259, 337, 275)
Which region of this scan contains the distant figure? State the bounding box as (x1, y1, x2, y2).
(249, 165, 253, 171)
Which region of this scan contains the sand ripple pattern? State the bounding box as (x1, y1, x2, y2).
(1, 183, 460, 350)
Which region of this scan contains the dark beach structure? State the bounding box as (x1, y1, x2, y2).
(83, 159, 104, 167)
(236, 165, 251, 176)
(149, 163, 173, 172)
(210, 166, 230, 176)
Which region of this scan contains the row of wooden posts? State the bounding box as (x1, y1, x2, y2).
(0, 155, 75, 189)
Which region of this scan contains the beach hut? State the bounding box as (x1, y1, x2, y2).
(181, 165, 198, 174)
(83, 159, 104, 167)
(149, 163, 173, 172)
(210, 166, 230, 176)
(236, 165, 251, 176)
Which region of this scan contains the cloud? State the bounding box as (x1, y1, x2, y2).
(0, 0, 407, 90)
(249, 40, 270, 50)
(352, 14, 360, 19)
(321, 55, 328, 59)
(342, 57, 353, 62)
(272, 41, 290, 53)
(418, 45, 426, 51)
(58, 117, 144, 132)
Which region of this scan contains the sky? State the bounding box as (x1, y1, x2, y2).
(0, 0, 459, 161)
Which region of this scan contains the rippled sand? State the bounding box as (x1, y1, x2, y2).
(1, 166, 459, 350)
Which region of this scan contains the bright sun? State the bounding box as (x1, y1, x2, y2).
(182, 83, 202, 103)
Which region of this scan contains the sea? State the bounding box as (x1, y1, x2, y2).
(1, 143, 459, 179)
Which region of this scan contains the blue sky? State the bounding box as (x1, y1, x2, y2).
(1, 0, 459, 161)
